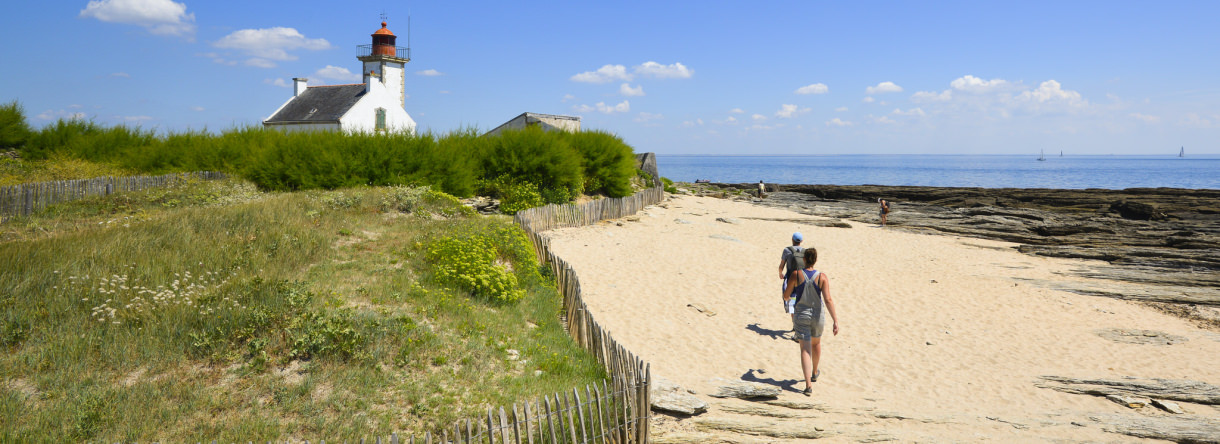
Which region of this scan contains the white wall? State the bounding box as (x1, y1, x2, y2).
(340, 79, 417, 135)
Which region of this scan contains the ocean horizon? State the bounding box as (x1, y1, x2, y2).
(656, 154, 1220, 190)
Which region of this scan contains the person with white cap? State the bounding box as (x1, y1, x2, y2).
(778, 232, 806, 313)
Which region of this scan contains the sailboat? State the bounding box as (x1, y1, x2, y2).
(1037, 149, 1046, 161)
(1060, 150, 1063, 157)
(1179, 146, 1185, 157)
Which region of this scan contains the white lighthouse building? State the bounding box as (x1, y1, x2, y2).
(263, 21, 417, 134)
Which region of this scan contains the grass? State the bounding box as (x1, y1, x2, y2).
(0, 178, 605, 441)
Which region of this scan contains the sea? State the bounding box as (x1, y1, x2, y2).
(656, 155, 1220, 190)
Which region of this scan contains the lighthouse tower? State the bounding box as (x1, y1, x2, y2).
(358, 21, 409, 108)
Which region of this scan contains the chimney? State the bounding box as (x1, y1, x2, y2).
(293, 78, 308, 96)
(366, 70, 378, 93)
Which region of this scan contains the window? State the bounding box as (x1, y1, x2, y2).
(375, 108, 387, 132)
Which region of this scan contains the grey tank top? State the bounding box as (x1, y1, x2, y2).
(795, 269, 824, 314)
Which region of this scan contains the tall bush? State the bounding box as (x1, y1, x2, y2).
(0, 101, 30, 150)
(562, 130, 637, 197)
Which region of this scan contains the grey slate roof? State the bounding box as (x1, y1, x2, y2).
(265, 84, 367, 123)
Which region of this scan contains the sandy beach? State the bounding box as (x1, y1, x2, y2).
(543, 194, 1220, 442)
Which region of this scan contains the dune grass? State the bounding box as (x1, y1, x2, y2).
(0, 178, 604, 441)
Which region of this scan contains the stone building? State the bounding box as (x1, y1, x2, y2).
(484, 112, 580, 137)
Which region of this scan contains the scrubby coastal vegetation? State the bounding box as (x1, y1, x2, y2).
(1, 100, 640, 213)
(0, 101, 640, 441)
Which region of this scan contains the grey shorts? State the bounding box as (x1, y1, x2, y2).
(792, 308, 825, 340)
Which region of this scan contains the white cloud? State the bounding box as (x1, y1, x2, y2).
(911, 90, 952, 102)
(835, 107, 848, 112)
(826, 118, 853, 127)
(109, 72, 131, 78)
(120, 115, 155, 122)
(1179, 113, 1216, 128)
(862, 97, 875, 103)
(36, 109, 88, 121)
(729, 108, 745, 114)
(190, 106, 204, 111)
(314, 65, 361, 83)
(681, 119, 705, 127)
(892, 108, 926, 117)
(1016, 80, 1084, 106)
(752, 114, 767, 121)
(866, 81, 903, 94)
(634, 61, 692, 79)
(874, 116, 897, 124)
(213, 27, 332, 67)
(795, 83, 829, 95)
(264, 78, 290, 88)
(571, 64, 631, 83)
(635, 112, 663, 122)
(950, 75, 1009, 93)
(562, 94, 576, 102)
(775, 104, 810, 119)
(417, 69, 443, 76)
(1129, 113, 1159, 124)
(723, 116, 738, 124)
(619, 83, 645, 97)
(574, 100, 630, 114)
(244, 58, 276, 68)
(80, 0, 196, 39)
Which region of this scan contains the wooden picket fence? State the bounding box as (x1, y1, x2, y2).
(355, 185, 667, 444)
(0, 171, 228, 222)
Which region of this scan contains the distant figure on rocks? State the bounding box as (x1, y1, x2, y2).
(878, 198, 890, 226)
(757, 180, 766, 198)
(781, 247, 840, 396)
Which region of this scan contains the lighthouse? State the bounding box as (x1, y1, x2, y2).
(263, 20, 417, 134)
(358, 21, 409, 108)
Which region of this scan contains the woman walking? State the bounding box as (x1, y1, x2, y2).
(781, 247, 840, 395)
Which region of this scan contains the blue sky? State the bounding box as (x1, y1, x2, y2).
(2, 1, 1218, 155)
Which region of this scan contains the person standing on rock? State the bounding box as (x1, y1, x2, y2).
(878, 198, 890, 226)
(757, 180, 766, 198)
(781, 247, 840, 396)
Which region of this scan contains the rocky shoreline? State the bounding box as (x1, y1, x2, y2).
(678, 182, 1220, 328)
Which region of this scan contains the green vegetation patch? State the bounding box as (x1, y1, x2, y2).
(4, 105, 642, 209)
(0, 181, 604, 441)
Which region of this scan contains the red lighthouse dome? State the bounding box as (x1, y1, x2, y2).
(371, 21, 397, 56)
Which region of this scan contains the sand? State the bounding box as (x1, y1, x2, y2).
(542, 194, 1220, 442)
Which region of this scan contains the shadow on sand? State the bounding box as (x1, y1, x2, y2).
(746, 322, 794, 341)
(741, 368, 802, 394)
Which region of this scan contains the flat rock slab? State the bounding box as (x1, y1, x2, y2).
(709, 380, 782, 399)
(1096, 328, 1188, 345)
(1038, 375, 1220, 405)
(717, 402, 808, 418)
(651, 376, 708, 416)
(1097, 414, 1220, 443)
(694, 418, 833, 439)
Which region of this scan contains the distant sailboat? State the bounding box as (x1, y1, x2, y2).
(1179, 146, 1185, 157)
(1037, 149, 1046, 161)
(1059, 150, 1063, 157)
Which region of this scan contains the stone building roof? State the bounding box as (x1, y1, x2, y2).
(265, 84, 367, 123)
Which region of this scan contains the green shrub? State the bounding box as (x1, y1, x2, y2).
(562, 130, 637, 197)
(662, 176, 677, 193)
(424, 221, 537, 303)
(0, 100, 30, 150)
(481, 128, 582, 201)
